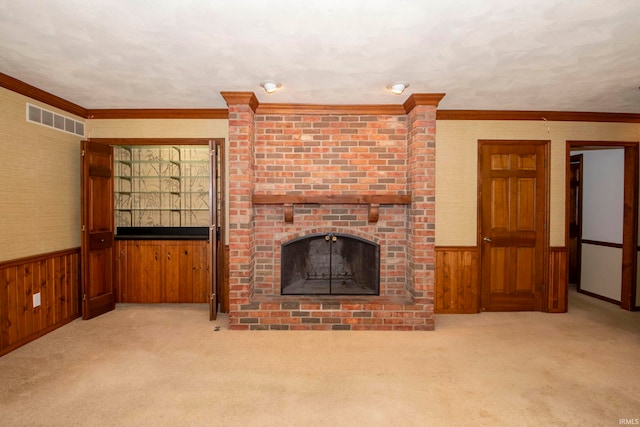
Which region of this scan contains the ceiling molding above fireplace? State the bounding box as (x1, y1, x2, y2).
(220, 91, 447, 115)
(220, 91, 260, 111)
(255, 103, 407, 115)
(402, 93, 447, 113)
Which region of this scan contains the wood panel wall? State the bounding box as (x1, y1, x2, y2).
(0, 248, 80, 356)
(115, 240, 210, 303)
(435, 247, 479, 313)
(548, 247, 568, 313)
(218, 244, 229, 313)
(436, 246, 568, 314)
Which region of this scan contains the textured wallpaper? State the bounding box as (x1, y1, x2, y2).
(435, 120, 640, 247)
(0, 88, 83, 262)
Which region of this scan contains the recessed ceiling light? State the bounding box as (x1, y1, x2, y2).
(386, 82, 409, 95)
(260, 81, 281, 94)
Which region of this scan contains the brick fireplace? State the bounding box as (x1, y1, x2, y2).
(221, 92, 443, 330)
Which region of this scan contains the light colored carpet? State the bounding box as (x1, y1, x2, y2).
(1, 290, 639, 426)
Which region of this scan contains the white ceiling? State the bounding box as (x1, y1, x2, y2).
(1, 0, 639, 112)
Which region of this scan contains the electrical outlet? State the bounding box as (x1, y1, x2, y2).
(33, 292, 41, 308)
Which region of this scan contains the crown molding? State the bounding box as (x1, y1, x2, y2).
(2, 73, 636, 124)
(0, 72, 88, 118)
(220, 91, 260, 112)
(222, 92, 446, 115)
(402, 93, 447, 113)
(436, 109, 640, 123)
(255, 103, 407, 115)
(87, 138, 216, 145)
(87, 109, 228, 119)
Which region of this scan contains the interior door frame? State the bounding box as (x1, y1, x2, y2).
(88, 138, 227, 314)
(568, 154, 584, 290)
(477, 139, 550, 312)
(209, 139, 217, 320)
(566, 141, 638, 311)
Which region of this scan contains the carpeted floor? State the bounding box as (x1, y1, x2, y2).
(0, 290, 639, 426)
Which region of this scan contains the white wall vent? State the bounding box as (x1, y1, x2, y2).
(26, 103, 85, 137)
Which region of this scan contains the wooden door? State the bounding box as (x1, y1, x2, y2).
(568, 155, 583, 286)
(209, 140, 218, 320)
(81, 141, 115, 319)
(479, 141, 548, 311)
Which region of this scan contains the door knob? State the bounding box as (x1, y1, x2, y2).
(483, 237, 492, 243)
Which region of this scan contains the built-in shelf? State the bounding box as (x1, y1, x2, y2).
(115, 226, 209, 240)
(114, 145, 210, 227)
(252, 194, 412, 223)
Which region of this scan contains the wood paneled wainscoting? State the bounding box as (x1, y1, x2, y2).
(435, 246, 568, 314)
(435, 247, 479, 313)
(0, 248, 81, 356)
(115, 240, 210, 303)
(548, 247, 568, 313)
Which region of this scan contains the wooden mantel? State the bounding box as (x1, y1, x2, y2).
(252, 194, 412, 223)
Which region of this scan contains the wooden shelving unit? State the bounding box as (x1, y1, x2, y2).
(114, 145, 210, 227)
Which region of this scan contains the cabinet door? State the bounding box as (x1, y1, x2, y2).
(165, 241, 209, 303)
(115, 240, 209, 303)
(164, 242, 181, 303)
(115, 240, 128, 303)
(118, 241, 162, 303)
(81, 141, 115, 319)
(184, 241, 209, 303)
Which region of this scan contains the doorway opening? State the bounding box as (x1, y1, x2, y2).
(566, 142, 638, 311)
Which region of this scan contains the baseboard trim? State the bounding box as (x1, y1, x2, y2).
(0, 314, 80, 357)
(577, 289, 620, 306)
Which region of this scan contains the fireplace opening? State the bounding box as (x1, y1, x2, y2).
(281, 233, 380, 295)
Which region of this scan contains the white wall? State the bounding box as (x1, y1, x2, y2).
(574, 149, 624, 301)
(579, 149, 624, 244)
(581, 245, 622, 301)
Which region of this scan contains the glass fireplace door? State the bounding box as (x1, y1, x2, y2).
(281, 233, 379, 296)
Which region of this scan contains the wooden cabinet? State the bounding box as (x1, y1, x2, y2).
(115, 240, 210, 303)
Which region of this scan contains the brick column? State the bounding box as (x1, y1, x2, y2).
(221, 92, 258, 329)
(405, 94, 444, 330)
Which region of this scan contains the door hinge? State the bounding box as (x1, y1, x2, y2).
(81, 149, 85, 157)
(83, 294, 87, 301)
(81, 225, 86, 232)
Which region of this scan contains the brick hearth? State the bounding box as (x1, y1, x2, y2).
(222, 93, 443, 330)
